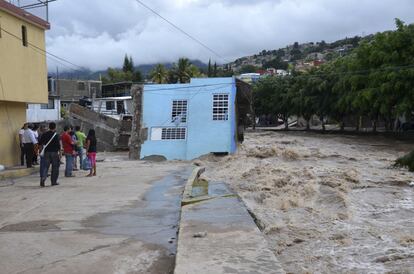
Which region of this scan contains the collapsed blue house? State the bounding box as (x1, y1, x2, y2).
(140, 77, 251, 160)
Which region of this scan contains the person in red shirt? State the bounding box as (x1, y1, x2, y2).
(61, 126, 75, 177)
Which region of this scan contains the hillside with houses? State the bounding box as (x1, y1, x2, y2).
(226, 35, 368, 73)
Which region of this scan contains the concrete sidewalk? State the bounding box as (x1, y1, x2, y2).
(175, 182, 285, 274)
(0, 153, 189, 274)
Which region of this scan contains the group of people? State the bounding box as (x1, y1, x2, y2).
(19, 122, 98, 187)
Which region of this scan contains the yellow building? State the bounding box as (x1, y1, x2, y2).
(0, 1, 50, 167)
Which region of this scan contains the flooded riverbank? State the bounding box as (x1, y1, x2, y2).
(197, 131, 414, 273)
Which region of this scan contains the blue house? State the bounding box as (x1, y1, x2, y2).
(141, 77, 251, 160)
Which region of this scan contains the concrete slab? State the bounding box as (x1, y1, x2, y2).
(0, 153, 189, 274)
(0, 166, 39, 180)
(175, 182, 285, 274)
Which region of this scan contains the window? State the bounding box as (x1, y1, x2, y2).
(41, 99, 55, 109)
(106, 101, 115, 110)
(78, 82, 86, 91)
(151, 128, 186, 141)
(172, 100, 188, 123)
(213, 94, 229, 121)
(21, 25, 27, 47)
(162, 128, 186, 140)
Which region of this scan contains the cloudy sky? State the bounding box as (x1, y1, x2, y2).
(38, 0, 414, 71)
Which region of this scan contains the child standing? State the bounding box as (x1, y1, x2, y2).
(85, 129, 97, 177)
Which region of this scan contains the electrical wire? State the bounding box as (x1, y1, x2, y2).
(133, 0, 229, 64)
(0, 26, 87, 73)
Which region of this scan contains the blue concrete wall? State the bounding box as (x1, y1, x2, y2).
(141, 77, 237, 160)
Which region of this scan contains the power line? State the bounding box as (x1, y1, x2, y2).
(0, 26, 86, 72)
(133, 0, 229, 63)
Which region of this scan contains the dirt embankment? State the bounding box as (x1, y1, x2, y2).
(196, 131, 414, 274)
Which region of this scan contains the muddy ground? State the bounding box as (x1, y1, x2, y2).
(197, 131, 414, 274)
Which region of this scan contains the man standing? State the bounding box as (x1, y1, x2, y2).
(18, 124, 27, 166)
(61, 126, 75, 177)
(23, 124, 37, 168)
(39, 122, 61, 187)
(74, 126, 86, 169)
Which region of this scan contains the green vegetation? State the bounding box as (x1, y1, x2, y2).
(102, 54, 142, 84)
(394, 151, 414, 172)
(253, 19, 414, 132)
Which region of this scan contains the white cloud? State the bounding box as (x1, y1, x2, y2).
(44, 0, 414, 71)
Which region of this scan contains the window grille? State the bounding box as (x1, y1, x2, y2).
(161, 128, 186, 140)
(213, 94, 229, 121)
(172, 100, 188, 123)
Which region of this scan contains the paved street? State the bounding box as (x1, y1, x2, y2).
(0, 153, 189, 274)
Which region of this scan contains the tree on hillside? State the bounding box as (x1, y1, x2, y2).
(263, 57, 289, 70)
(239, 65, 259, 74)
(150, 64, 168, 84)
(102, 55, 142, 84)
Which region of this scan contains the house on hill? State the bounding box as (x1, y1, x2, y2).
(0, 1, 50, 167)
(141, 77, 251, 160)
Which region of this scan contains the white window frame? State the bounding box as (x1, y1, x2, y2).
(151, 127, 187, 141)
(161, 127, 186, 140)
(212, 93, 229, 121)
(171, 100, 188, 123)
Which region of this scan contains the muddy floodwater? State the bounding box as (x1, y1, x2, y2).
(197, 131, 414, 273)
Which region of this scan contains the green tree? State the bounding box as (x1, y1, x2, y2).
(150, 64, 168, 84)
(170, 58, 201, 83)
(254, 76, 294, 130)
(207, 59, 212, 77)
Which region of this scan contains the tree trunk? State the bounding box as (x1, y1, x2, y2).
(306, 119, 310, 131)
(340, 120, 345, 132)
(284, 119, 289, 130)
(322, 122, 326, 131)
(372, 119, 377, 133)
(355, 116, 360, 132)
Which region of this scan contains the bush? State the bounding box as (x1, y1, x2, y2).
(394, 151, 414, 172)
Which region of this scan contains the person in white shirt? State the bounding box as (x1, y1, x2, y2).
(23, 124, 38, 168)
(18, 124, 27, 166)
(32, 125, 40, 165)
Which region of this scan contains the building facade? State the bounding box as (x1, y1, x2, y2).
(57, 79, 102, 108)
(26, 96, 61, 123)
(141, 77, 248, 160)
(0, 1, 50, 166)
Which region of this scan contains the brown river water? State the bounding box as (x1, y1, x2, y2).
(197, 131, 414, 274)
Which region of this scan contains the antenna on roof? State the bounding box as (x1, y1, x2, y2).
(9, 0, 57, 22)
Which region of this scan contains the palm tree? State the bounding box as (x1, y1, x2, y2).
(150, 64, 168, 84)
(173, 58, 192, 83)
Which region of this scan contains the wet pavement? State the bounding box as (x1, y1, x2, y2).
(84, 168, 192, 273)
(175, 181, 285, 274)
(0, 157, 190, 274)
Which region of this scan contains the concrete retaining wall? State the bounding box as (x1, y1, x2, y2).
(67, 104, 131, 151)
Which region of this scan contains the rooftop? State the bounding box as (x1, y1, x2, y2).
(0, 0, 50, 30)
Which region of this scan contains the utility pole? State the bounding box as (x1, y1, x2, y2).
(129, 84, 144, 160)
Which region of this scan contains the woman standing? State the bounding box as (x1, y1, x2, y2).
(85, 129, 97, 177)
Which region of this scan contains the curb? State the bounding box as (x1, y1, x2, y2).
(0, 167, 39, 181)
(181, 167, 205, 206)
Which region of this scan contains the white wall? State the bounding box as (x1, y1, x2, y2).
(27, 98, 61, 123)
